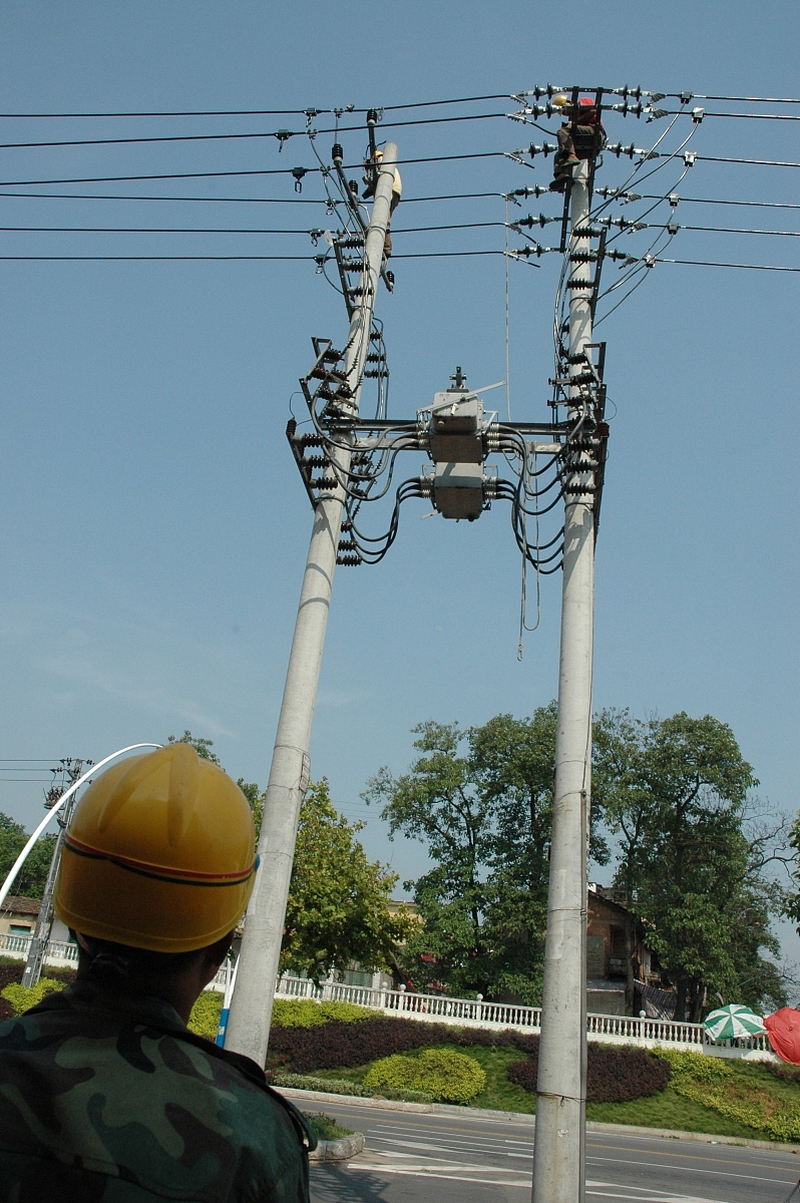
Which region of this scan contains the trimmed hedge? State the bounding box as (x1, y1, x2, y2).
(273, 998, 382, 1028)
(267, 1015, 539, 1074)
(364, 1048, 486, 1104)
(1, 977, 67, 1017)
(188, 990, 224, 1040)
(508, 1041, 671, 1102)
(275, 1073, 433, 1103)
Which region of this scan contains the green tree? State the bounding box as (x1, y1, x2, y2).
(0, 812, 56, 898)
(365, 707, 609, 1003)
(281, 780, 415, 984)
(782, 816, 800, 937)
(167, 730, 220, 764)
(600, 711, 786, 1019)
(364, 720, 496, 997)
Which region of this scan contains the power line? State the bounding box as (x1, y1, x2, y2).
(0, 220, 504, 235)
(663, 111, 800, 121)
(0, 110, 507, 153)
(698, 155, 800, 168)
(0, 249, 504, 261)
(0, 224, 329, 234)
(0, 188, 505, 207)
(639, 195, 800, 211)
(0, 151, 503, 190)
(679, 224, 800, 237)
(682, 94, 800, 104)
(0, 95, 510, 120)
(0, 254, 322, 261)
(0, 189, 328, 205)
(658, 257, 800, 272)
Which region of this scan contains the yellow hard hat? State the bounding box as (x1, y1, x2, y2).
(552, 94, 569, 108)
(54, 743, 257, 953)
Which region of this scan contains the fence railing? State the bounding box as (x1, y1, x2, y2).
(271, 974, 774, 1057)
(0, 932, 78, 963)
(1, 939, 772, 1060)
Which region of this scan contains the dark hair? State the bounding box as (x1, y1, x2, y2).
(75, 933, 202, 989)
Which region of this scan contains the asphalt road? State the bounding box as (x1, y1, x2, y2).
(307, 1100, 800, 1203)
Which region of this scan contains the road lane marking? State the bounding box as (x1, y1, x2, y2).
(587, 1154, 796, 1186)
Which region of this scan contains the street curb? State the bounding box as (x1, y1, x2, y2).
(276, 1088, 800, 1154)
(278, 1087, 433, 1112)
(308, 1133, 365, 1162)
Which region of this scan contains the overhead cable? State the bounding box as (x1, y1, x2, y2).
(661, 111, 800, 121)
(0, 95, 510, 119)
(657, 257, 800, 272)
(0, 110, 507, 153)
(0, 249, 504, 261)
(678, 94, 800, 104)
(698, 155, 800, 168)
(0, 188, 507, 206)
(0, 151, 503, 189)
(637, 195, 800, 211)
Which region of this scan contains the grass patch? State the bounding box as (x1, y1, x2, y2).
(586, 1086, 765, 1139)
(302, 1042, 794, 1139)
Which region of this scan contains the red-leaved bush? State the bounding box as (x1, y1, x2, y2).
(267, 1015, 549, 1073)
(267, 1016, 670, 1102)
(507, 1041, 671, 1102)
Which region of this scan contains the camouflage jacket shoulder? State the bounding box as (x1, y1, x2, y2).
(0, 980, 311, 1202)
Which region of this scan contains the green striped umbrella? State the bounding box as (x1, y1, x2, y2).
(703, 1004, 766, 1041)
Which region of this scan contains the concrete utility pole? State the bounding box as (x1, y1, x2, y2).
(21, 759, 85, 989)
(532, 159, 595, 1203)
(226, 144, 399, 1066)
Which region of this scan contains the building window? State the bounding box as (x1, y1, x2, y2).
(9, 924, 32, 935)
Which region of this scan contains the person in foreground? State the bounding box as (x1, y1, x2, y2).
(0, 742, 314, 1202)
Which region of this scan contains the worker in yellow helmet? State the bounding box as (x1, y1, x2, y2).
(0, 742, 315, 1201)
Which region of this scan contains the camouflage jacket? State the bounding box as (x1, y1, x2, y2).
(0, 979, 314, 1202)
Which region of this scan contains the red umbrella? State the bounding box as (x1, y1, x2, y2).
(764, 1007, 800, 1065)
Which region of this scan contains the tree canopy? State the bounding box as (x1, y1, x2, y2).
(367, 708, 788, 1016)
(598, 710, 786, 1018)
(365, 705, 609, 1003)
(0, 813, 56, 899)
(281, 780, 415, 983)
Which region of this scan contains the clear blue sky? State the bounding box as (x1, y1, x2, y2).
(0, 3, 797, 975)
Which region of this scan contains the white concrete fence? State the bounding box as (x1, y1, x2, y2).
(269, 973, 774, 1061)
(0, 932, 78, 968)
(1, 935, 773, 1061)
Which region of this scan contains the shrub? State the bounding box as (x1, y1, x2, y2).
(365, 1048, 486, 1104)
(1, 978, 66, 1016)
(268, 1015, 520, 1073)
(275, 1073, 433, 1103)
(272, 998, 380, 1028)
(188, 990, 224, 1040)
(302, 1112, 354, 1141)
(508, 1042, 671, 1103)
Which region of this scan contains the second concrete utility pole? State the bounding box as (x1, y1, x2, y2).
(226, 145, 399, 1066)
(532, 158, 595, 1203)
